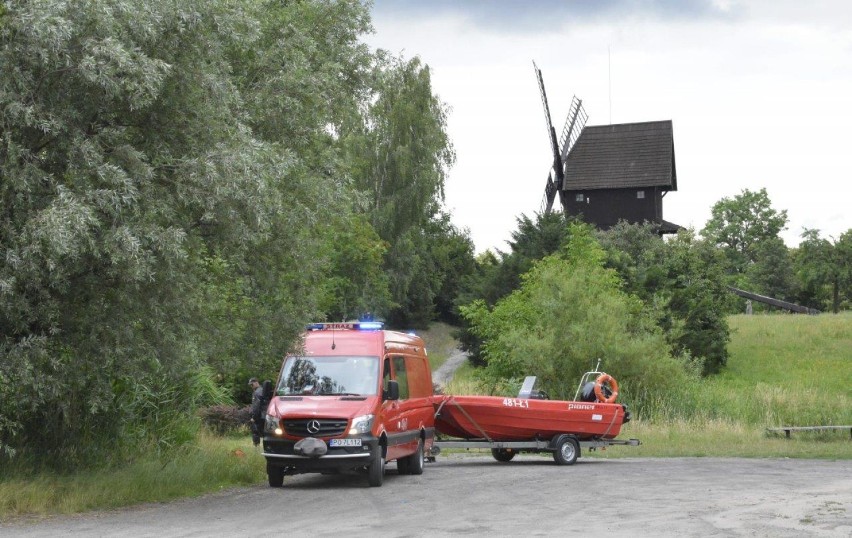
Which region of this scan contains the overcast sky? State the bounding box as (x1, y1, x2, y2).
(366, 0, 851, 253)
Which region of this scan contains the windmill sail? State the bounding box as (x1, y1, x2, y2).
(560, 96, 588, 162)
(534, 62, 566, 214)
(535, 63, 588, 214)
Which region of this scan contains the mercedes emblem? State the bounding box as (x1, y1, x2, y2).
(306, 420, 321, 435)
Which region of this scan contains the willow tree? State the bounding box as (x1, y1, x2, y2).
(0, 0, 369, 466)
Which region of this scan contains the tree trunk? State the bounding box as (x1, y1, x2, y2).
(832, 275, 839, 314)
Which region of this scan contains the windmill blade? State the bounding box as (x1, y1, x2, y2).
(542, 172, 557, 214)
(559, 96, 588, 161)
(533, 61, 560, 164)
(534, 61, 566, 197)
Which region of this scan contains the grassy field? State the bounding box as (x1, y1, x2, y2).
(2, 314, 849, 519)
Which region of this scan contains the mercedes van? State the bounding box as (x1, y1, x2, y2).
(262, 322, 435, 487)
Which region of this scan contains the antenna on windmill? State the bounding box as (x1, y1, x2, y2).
(608, 45, 612, 124)
(533, 61, 588, 214)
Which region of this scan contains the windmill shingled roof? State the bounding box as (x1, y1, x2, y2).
(563, 120, 677, 191)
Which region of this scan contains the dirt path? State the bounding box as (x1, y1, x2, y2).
(432, 347, 468, 389)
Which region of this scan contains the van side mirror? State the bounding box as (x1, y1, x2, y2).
(384, 380, 399, 401)
(262, 380, 274, 400)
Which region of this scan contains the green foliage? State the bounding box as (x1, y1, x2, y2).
(455, 212, 576, 364)
(0, 0, 382, 468)
(0, 0, 461, 469)
(701, 188, 788, 274)
(745, 236, 797, 303)
(486, 212, 576, 306)
(593, 223, 732, 375)
(794, 228, 852, 313)
(631, 313, 852, 426)
(423, 212, 476, 324)
(344, 55, 456, 326)
(346, 55, 454, 240)
(658, 231, 731, 374)
(198, 405, 251, 435)
(320, 213, 392, 322)
(232, 0, 373, 148)
(462, 226, 698, 410)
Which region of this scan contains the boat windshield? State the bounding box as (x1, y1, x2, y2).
(276, 356, 380, 396)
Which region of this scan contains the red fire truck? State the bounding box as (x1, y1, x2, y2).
(262, 322, 435, 487)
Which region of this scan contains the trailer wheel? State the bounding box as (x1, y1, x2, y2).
(491, 448, 516, 462)
(368, 448, 385, 487)
(553, 436, 579, 465)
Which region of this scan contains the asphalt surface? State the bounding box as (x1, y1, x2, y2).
(4, 455, 851, 537)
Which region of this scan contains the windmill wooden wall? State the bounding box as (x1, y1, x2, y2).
(561, 120, 680, 233)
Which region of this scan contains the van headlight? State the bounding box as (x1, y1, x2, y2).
(265, 414, 282, 435)
(349, 414, 374, 435)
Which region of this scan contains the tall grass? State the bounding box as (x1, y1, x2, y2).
(446, 313, 852, 429)
(657, 313, 852, 426)
(0, 432, 263, 520)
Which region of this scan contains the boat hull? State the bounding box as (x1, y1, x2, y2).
(434, 395, 627, 441)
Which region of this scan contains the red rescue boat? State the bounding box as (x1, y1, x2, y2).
(434, 371, 630, 441)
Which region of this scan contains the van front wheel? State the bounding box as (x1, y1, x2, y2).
(368, 449, 385, 487)
(267, 465, 284, 488)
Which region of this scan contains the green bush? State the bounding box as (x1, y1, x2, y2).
(462, 226, 699, 413)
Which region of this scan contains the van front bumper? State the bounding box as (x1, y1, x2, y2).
(263, 436, 379, 474)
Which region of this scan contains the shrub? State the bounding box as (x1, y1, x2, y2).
(462, 226, 699, 413)
(198, 406, 252, 435)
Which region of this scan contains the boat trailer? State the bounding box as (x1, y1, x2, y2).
(426, 436, 641, 466)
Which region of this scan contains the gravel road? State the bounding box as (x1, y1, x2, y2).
(4, 455, 850, 537)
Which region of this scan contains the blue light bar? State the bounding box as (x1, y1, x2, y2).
(305, 321, 384, 331)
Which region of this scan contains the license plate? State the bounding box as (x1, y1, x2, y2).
(329, 438, 362, 447)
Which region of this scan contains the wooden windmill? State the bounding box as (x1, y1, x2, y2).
(533, 61, 588, 214)
(532, 62, 680, 234)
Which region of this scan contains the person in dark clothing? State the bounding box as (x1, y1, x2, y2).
(249, 377, 265, 446)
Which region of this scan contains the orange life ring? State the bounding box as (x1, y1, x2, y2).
(594, 374, 619, 403)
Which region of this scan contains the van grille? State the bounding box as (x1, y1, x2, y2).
(283, 418, 348, 437)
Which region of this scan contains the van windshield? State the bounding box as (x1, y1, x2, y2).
(276, 356, 380, 396)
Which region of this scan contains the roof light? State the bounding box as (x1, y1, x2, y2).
(305, 321, 384, 331)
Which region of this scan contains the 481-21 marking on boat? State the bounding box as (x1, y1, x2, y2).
(502, 398, 529, 408)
